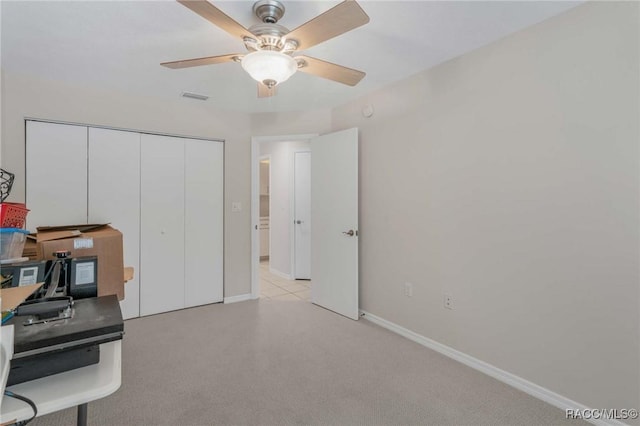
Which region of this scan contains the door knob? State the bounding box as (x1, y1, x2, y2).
(296, 220, 303, 224)
(342, 230, 356, 237)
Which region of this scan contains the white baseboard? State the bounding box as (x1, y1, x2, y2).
(268, 267, 292, 280)
(224, 293, 252, 304)
(360, 310, 628, 426)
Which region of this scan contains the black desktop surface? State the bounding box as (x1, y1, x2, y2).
(9, 294, 124, 356)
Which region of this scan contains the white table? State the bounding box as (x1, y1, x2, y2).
(1, 325, 15, 398)
(0, 340, 121, 425)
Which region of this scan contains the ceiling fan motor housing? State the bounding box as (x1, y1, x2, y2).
(249, 0, 293, 52)
(247, 23, 292, 51)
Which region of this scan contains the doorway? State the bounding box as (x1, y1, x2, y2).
(251, 135, 316, 301)
(258, 155, 303, 300)
(251, 129, 359, 319)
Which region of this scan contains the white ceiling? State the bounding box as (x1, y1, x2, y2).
(1, 0, 581, 114)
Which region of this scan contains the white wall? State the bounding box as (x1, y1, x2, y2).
(260, 140, 310, 277)
(332, 1, 639, 415)
(0, 72, 253, 298)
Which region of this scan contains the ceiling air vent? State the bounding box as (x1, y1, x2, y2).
(181, 91, 209, 101)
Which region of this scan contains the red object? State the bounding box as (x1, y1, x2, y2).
(0, 202, 30, 228)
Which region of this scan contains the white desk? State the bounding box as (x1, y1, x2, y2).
(1, 325, 15, 398)
(0, 340, 121, 425)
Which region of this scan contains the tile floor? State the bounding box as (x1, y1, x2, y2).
(259, 260, 311, 301)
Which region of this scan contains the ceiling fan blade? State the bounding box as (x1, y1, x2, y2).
(284, 0, 369, 51)
(161, 53, 240, 69)
(295, 55, 365, 86)
(258, 83, 277, 98)
(177, 0, 255, 40)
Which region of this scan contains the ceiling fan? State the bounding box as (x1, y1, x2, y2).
(161, 0, 370, 98)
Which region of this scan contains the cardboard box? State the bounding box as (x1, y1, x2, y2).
(1, 283, 43, 313)
(36, 224, 124, 300)
(22, 235, 38, 260)
(2, 282, 43, 325)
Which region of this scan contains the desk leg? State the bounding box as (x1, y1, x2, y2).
(77, 403, 88, 426)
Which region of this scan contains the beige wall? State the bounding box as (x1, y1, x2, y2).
(333, 1, 639, 413)
(251, 109, 332, 137)
(0, 72, 253, 298)
(1, 0, 638, 415)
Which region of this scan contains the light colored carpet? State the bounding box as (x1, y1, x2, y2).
(30, 299, 584, 426)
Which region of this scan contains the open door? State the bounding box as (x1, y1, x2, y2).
(310, 128, 359, 320)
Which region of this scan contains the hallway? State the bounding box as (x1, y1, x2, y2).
(259, 260, 311, 301)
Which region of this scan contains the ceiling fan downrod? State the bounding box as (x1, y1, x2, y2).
(253, 0, 286, 24)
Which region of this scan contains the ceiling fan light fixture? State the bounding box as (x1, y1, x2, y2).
(241, 50, 297, 88)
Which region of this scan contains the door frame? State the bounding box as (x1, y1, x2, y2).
(251, 134, 317, 299)
(259, 154, 271, 264)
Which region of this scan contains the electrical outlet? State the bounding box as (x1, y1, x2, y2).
(231, 202, 242, 212)
(404, 282, 413, 297)
(444, 294, 453, 310)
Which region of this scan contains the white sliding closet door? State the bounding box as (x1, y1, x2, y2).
(25, 120, 224, 317)
(184, 139, 224, 307)
(26, 121, 88, 231)
(88, 128, 141, 319)
(140, 134, 185, 316)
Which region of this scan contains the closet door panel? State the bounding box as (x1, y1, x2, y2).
(26, 121, 88, 231)
(140, 134, 185, 316)
(184, 139, 224, 307)
(88, 128, 141, 319)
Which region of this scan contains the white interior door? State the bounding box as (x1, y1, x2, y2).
(26, 121, 88, 231)
(294, 151, 311, 279)
(310, 128, 359, 320)
(88, 128, 141, 319)
(140, 134, 185, 316)
(184, 139, 224, 307)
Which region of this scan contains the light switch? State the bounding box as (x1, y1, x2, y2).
(231, 202, 242, 212)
